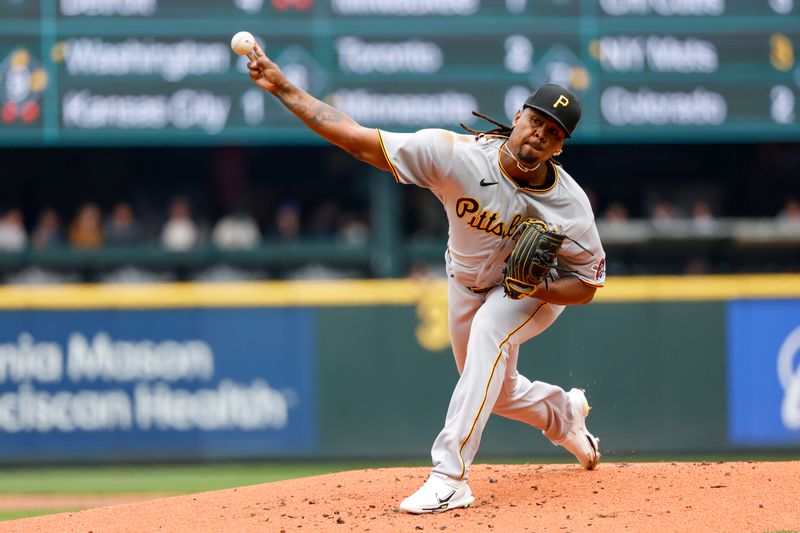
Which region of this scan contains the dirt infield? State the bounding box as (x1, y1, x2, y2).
(2, 461, 799, 532)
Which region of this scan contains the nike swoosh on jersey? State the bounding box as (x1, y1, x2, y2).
(480, 178, 499, 186)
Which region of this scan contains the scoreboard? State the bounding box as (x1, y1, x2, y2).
(0, 0, 798, 145)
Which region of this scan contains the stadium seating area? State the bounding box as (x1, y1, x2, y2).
(1, 142, 798, 283)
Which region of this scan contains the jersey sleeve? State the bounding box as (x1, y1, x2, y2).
(377, 129, 456, 191)
(557, 223, 606, 287)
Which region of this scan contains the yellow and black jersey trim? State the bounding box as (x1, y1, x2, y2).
(497, 152, 559, 194)
(376, 129, 401, 184)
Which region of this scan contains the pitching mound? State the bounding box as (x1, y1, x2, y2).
(4, 461, 799, 532)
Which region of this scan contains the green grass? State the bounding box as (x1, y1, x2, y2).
(0, 460, 427, 522)
(0, 460, 425, 495)
(0, 509, 77, 521)
(0, 453, 795, 494)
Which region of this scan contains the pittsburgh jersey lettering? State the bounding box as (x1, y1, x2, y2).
(455, 197, 523, 239)
(378, 128, 606, 289)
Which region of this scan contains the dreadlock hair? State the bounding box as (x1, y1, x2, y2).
(460, 110, 565, 167)
(460, 111, 514, 139)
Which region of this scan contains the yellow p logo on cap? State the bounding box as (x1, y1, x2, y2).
(554, 95, 570, 108)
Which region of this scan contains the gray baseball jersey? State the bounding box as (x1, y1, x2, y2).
(378, 128, 606, 290)
(378, 127, 606, 481)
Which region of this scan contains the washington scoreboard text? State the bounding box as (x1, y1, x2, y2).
(0, 0, 798, 146)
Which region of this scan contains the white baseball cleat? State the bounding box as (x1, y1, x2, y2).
(399, 473, 475, 514)
(551, 388, 601, 470)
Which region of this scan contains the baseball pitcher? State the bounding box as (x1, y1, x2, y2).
(245, 42, 606, 514)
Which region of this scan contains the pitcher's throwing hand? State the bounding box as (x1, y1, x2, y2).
(246, 44, 286, 94)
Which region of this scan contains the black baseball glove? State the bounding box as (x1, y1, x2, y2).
(503, 219, 567, 300)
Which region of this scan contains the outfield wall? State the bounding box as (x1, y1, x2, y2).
(0, 275, 798, 463)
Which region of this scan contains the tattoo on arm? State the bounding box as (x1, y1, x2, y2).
(311, 103, 344, 126)
(275, 85, 307, 114)
(276, 86, 344, 126)
(274, 82, 371, 160)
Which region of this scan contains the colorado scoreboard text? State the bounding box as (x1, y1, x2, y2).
(0, 0, 798, 145)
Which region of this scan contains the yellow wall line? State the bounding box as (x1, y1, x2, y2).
(0, 274, 797, 309)
(598, 274, 800, 302)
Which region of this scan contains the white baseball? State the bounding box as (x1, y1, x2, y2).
(230, 31, 256, 55)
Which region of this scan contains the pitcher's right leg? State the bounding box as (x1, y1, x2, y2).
(430, 289, 555, 481)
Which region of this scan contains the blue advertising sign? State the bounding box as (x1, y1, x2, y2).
(0, 309, 316, 462)
(727, 300, 800, 447)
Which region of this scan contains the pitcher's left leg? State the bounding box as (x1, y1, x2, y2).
(492, 343, 573, 442)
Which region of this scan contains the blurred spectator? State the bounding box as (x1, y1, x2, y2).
(338, 212, 369, 246)
(777, 197, 800, 224)
(161, 196, 198, 251)
(31, 208, 63, 249)
(211, 210, 261, 250)
(68, 203, 103, 249)
(0, 209, 27, 251)
(596, 201, 648, 245)
(275, 199, 301, 241)
(684, 257, 711, 275)
(104, 202, 141, 245)
(650, 200, 679, 231)
(776, 197, 800, 238)
(601, 202, 629, 223)
(308, 200, 341, 240)
(691, 200, 717, 235)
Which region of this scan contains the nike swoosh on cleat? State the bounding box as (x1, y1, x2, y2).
(421, 489, 458, 512)
(437, 490, 456, 505)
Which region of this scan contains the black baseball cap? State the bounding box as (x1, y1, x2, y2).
(523, 84, 581, 138)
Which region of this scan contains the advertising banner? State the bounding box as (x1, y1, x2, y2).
(727, 300, 800, 447)
(0, 309, 316, 462)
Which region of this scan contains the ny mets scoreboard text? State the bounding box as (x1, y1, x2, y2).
(0, 0, 798, 145)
